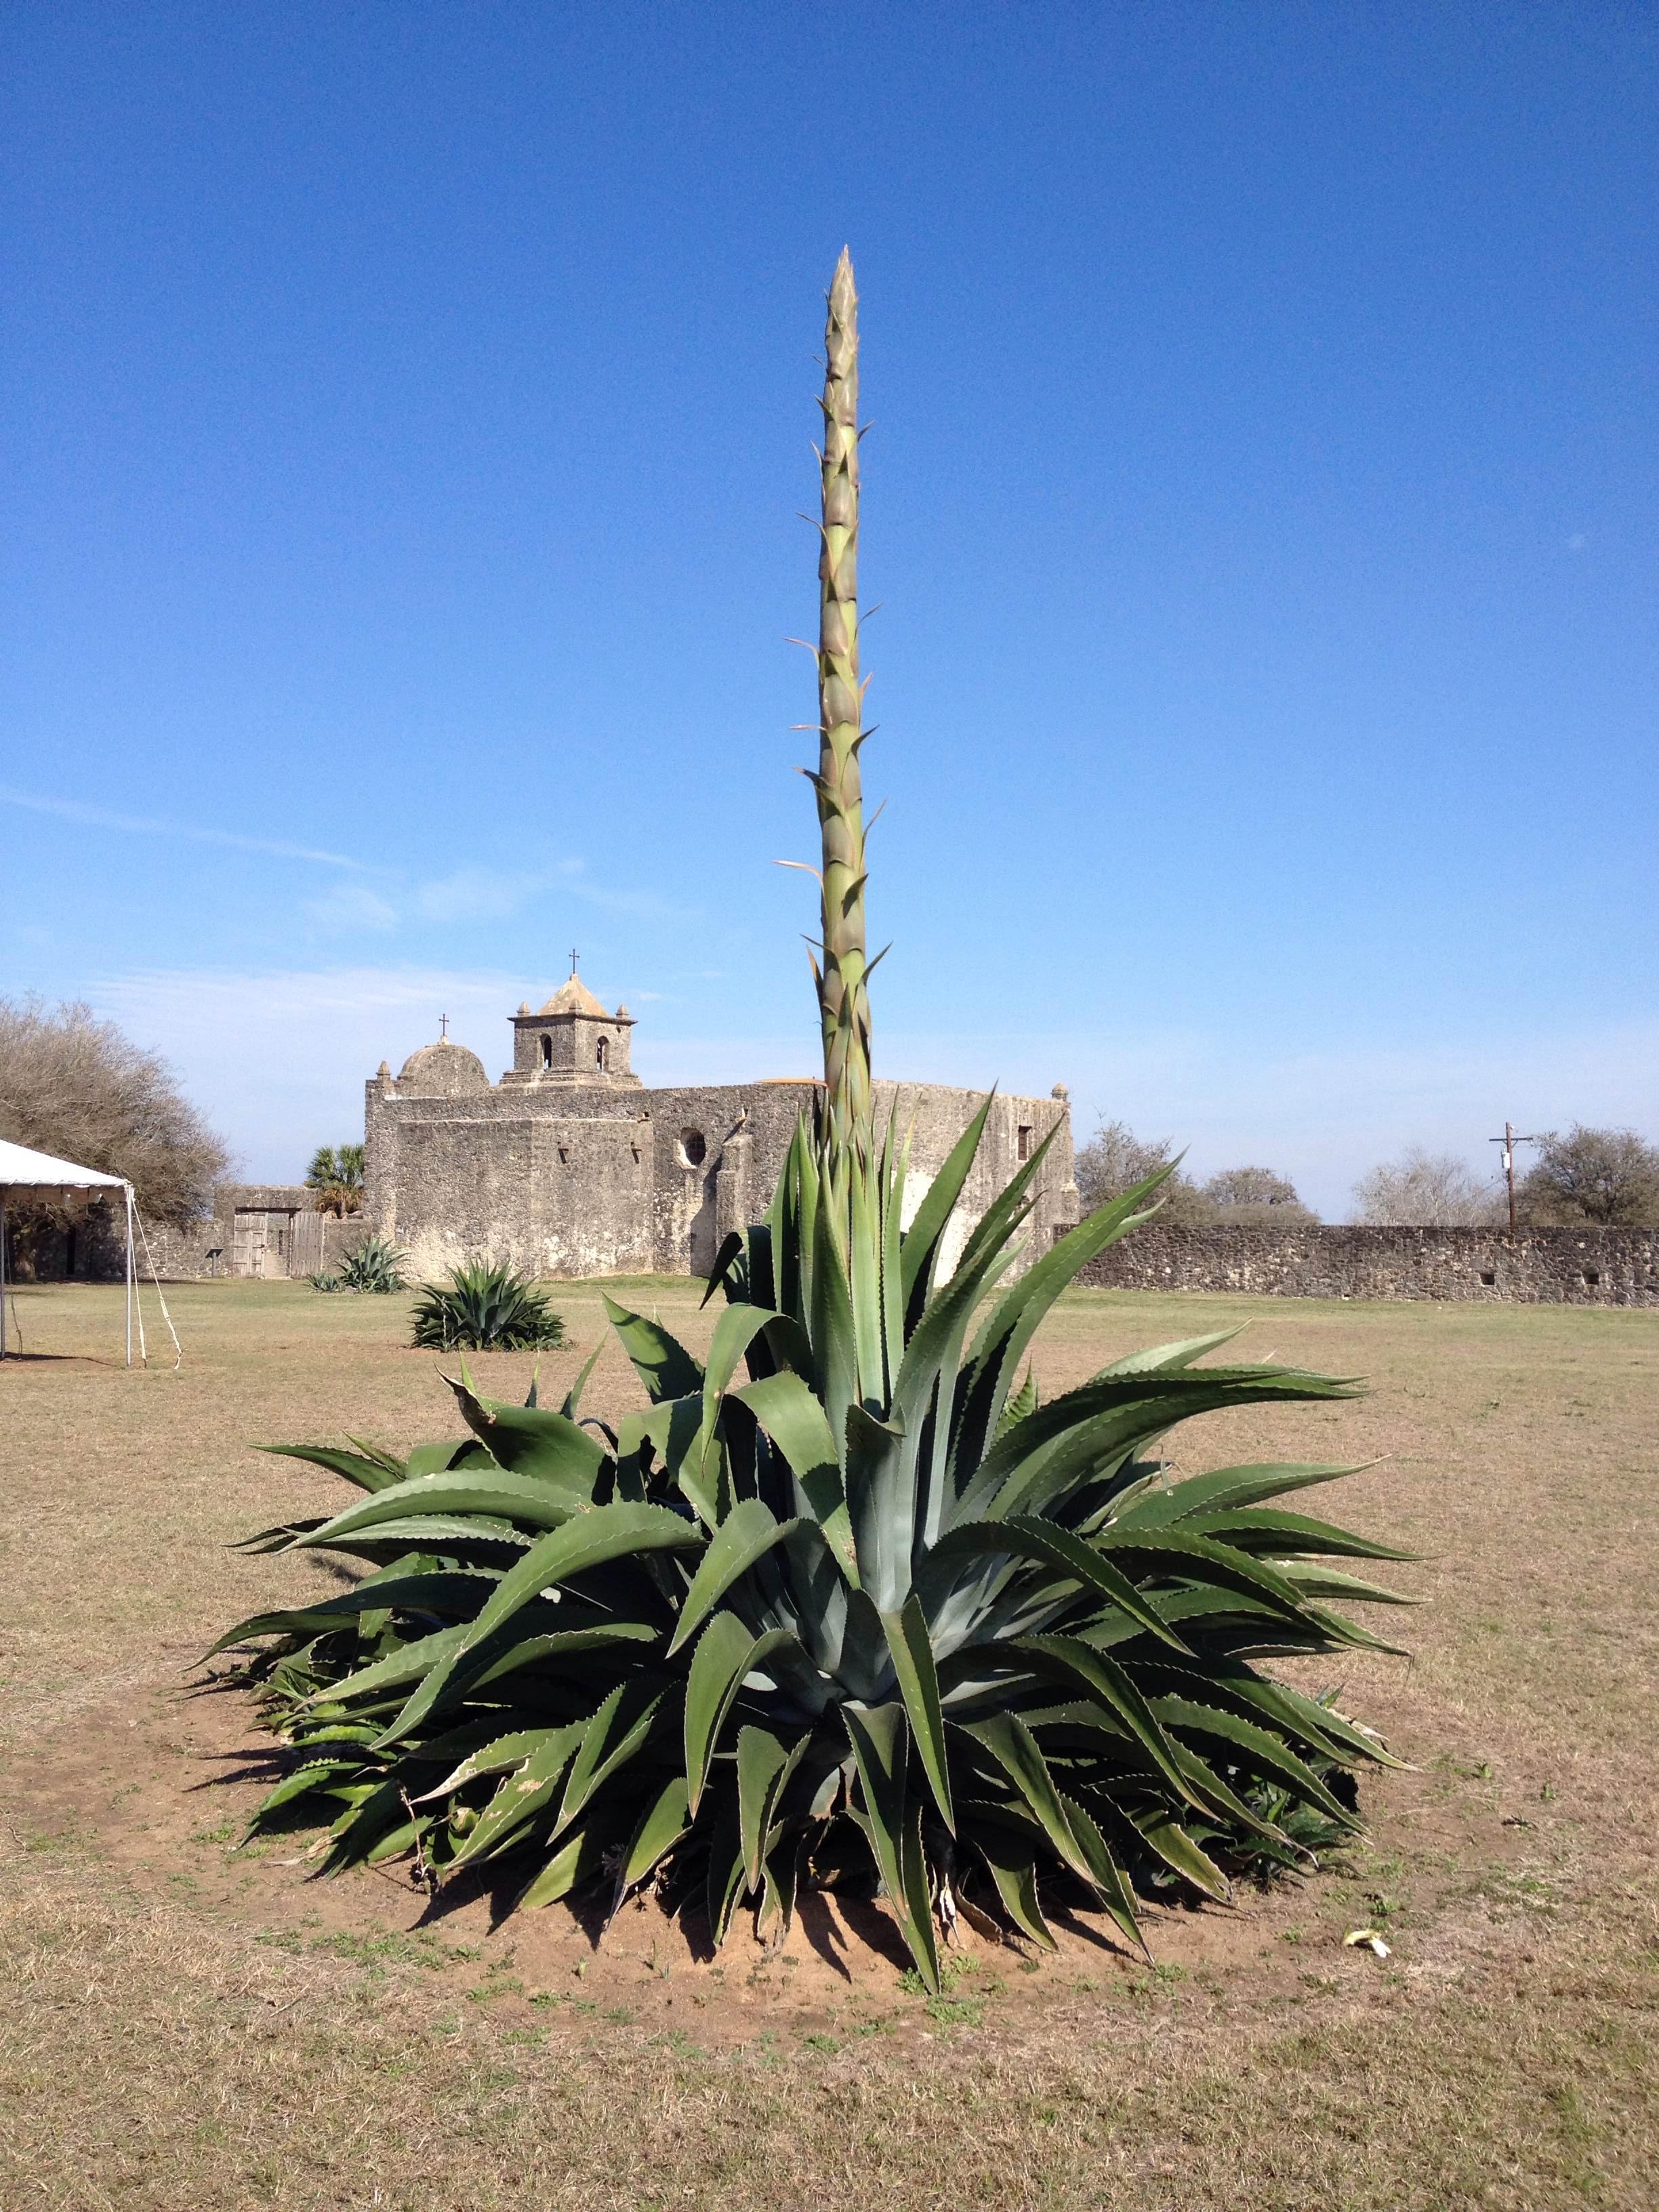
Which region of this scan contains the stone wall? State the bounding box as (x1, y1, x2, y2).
(49, 1187, 364, 1282)
(367, 1071, 1076, 1282)
(1065, 1223, 1659, 1307)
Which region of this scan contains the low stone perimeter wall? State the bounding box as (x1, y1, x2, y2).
(1065, 1223, 1659, 1307)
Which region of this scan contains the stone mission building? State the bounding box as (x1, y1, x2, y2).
(365, 972, 1078, 1279)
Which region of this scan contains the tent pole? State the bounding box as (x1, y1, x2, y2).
(125, 1185, 134, 1368)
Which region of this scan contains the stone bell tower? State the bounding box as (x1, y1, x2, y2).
(504, 965, 640, 1088)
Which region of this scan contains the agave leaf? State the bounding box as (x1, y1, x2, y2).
(1176, 1508, 1416, 1563)
(961, 1805, 1057, 1950)
(668, 1498, 799, 1657)
(615, 1393, 703, 1493)
(1129, 1657, 1382, 1771)
(615, 1775, 693, 1907)
(898, 1092, 995, 1322)
(1057, 1789, 1146, 1952)
(286, 1470, 588, 1551)
(518, 1815, 615, 1910)
(1273, 1562, 1417, 1606)
(1095, 1328, 1245, 1378)
(556, 1679, 672, 1834)
(844, 1404, 912, 1611)
(441, 1372, 608, 1501)
(1126, 1805, 1231, 1901)
(470, 1618, 659, 1691)
(880, 1591, 954, 1831)
(922, 1517, 1191, 1654)
(737, 1725, 808, 1891)
(684, 1613, 796, 1814)
(288, 1514, 531, 1563)
(1088, 1528, 1317, 1624)
(842, 1701, 941, 1992)
(199, 1567, 496, 1658)
(1151, 1696, 1359, 1826)
(374, 1503, 700, 1748)
(957, 1712, 1113, 1901)
(1113, 1460, 1369, 1528)
(443, 1722, 588, 1877)
(413, 1725, 575, 1803)
(733, 1372, 856, 1580)
(701, 1229, 746, 1307)
(402, 1440, 491, 1479)
(810, 1183, 861, 1456)
(1009, 1635, 1199, 1807)
(951, 1171, 1202, 1481)
(755, 1827, 802, 1948)
(704, 1791, 749, 1947)
(253, 1759, 362, 1818)
(258, 1443, 406, 1494)
(306, 1622, 470, 1705)
(558, 1342, 605, 1422)
(601, 1297, 704, 1404)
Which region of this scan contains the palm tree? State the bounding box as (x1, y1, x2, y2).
(305, 1143, 365, 1218)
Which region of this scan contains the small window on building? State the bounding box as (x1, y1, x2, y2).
(1479, 1270, 1496, 1287)
(540, 1034, 552, 1068)
(596, 1036, 608, 1071)
(1017, 1124, 1034, 1162)
(678, 1128, 707, 1169)
(1582, 1267, 1600, 1286)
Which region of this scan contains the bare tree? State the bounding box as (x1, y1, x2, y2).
(1353, 1147, 1498, 1227)
(1517, 1125, 1659, 1228)
(1200, 1166, 1319, 1225)
(1073, 1119, 1211, 1225)
(0, 996, 230, 1225)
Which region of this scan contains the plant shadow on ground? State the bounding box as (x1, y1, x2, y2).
(2, 1277, 1656, 2209)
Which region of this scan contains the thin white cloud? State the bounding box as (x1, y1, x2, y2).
(304, 884, 399, 933)
(0, 786, 366, 869)
(415, 866, 579, 924)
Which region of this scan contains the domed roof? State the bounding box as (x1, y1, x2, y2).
(536, 975, 611, 1019)
(395, 1036, 491, 1096)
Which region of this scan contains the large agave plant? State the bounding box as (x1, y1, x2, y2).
(212, 249, 1408, 1990)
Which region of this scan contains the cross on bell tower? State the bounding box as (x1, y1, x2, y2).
(569, 948, 579, 977)
(438, 1012, 449, 1039)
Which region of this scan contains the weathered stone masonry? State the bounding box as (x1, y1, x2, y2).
(365, 977, 1078, 1281)
(1067, 1223, 1659, 1307)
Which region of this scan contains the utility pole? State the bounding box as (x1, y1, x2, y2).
(1488, 1122, 1540, 1237)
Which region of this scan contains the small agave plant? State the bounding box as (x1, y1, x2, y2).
(213, 252, 1410, 1988)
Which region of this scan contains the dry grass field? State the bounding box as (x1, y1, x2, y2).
(2, 1275, 1654, 2211)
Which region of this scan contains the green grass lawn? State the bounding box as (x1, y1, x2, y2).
(2, 1277, 1654, 2209)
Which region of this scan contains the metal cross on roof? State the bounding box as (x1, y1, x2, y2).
(438, 1012, 449, 1038)
(570, 948, 579, 976)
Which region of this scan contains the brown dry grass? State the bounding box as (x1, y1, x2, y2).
(1, 1276, 1655, 2210)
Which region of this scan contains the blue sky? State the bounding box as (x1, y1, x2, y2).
(5, 2, 1655, 1215)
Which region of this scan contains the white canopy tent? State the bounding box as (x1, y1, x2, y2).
(0, 1137, 148, 1363)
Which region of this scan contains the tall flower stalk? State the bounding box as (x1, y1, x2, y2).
(813, 247, 873, 1154)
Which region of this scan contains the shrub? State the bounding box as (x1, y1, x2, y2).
(306, 1270, 342, 1293)
(409, 1261, 567, 1351)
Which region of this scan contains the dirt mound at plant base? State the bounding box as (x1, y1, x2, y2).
(15, 1681, 1387, 2045)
